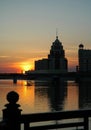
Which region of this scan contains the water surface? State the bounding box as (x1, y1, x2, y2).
(0, 79, 91, 129)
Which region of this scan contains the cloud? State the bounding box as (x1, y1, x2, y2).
(0, 55, 10, 58)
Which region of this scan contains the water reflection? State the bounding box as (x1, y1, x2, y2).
(34, 81, 50, 113)
(48, 78, 67, 111)
(1, 79, 91, 117)
(34, 79, 79, 112)
(79, 81, 91, 109)
(64, 81, 79, 110)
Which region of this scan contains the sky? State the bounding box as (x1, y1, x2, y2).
(0, 0, 91, 73)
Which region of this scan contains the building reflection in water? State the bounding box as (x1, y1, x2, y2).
(34, 79, 79, 112)
(0, 79, 79, 116)
(34, 80, 51, 113)
(48, 78, 67, 111)
(79, 81, 91, 109)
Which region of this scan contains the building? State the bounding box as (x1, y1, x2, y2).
(35, 59, 48, 70)
(78, 44, 91, 72)
(35, 36, 68, 73)
(48, 36, 67, 72)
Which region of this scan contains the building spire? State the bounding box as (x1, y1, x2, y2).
(56, 28, 58, 39)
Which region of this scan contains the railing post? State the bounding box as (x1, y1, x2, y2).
(84, 116, 89, 130)
(2, 91, 22, 130)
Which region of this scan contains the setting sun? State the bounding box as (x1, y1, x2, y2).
(20, 62, 33, 73)
(23, 64, 31, 70)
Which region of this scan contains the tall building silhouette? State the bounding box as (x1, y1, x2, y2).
(78, 44, 91, 72)
(35, 36, 68, 73)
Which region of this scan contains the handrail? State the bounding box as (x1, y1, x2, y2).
(20, 109, 91, 130)
(21, 109, 91, 122)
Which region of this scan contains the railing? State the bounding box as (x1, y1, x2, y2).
(21, 110, 91, 130)
(0, 91, 91, 130)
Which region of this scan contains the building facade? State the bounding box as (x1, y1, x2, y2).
(35, 59, 48, 70)
(78, 44, 91, 72)
(35, 36, 68, 73)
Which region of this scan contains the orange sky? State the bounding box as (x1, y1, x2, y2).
(0, 49, 78, 73)
(0, 0, 91, 73)
(0, 39, 79, 73)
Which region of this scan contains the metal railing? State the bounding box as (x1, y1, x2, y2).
(21, 109, 91, 130)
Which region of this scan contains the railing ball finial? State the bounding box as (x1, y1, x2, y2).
(7, 91, 19, 104)
(2, 91, 21, 130)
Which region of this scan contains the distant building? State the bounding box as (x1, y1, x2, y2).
(78, 44, 91, 72)
(35, 59, 48, 70)
(35, 36, 68, 73)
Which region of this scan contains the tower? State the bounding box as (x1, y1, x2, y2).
(48, 36, 68, 72)
(78, 44, 91, 72)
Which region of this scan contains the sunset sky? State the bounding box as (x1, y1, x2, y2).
(0, 0, 91, 73)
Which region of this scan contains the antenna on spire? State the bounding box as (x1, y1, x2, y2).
(56, 28, 58, 39)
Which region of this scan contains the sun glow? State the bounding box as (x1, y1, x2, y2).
(20, 62, 33, 73)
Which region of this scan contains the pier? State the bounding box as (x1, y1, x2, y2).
(0, 72, 80, 82)
(0, 72, 91, 83)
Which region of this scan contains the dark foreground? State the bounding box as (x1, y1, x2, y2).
(0, 91, 91, 130)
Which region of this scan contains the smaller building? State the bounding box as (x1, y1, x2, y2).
(35, 59, 48, 70)
(78, 44, 91, 72)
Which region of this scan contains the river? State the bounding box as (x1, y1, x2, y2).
(0, 79, 91, 129)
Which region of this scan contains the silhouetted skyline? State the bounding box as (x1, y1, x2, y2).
(0, 0, 91, 73)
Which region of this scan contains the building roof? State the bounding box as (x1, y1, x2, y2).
(53, 36, 62, 46)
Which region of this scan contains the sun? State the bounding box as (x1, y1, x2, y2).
(23, 64, 31, 71)
(21, 62, 33, 73)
